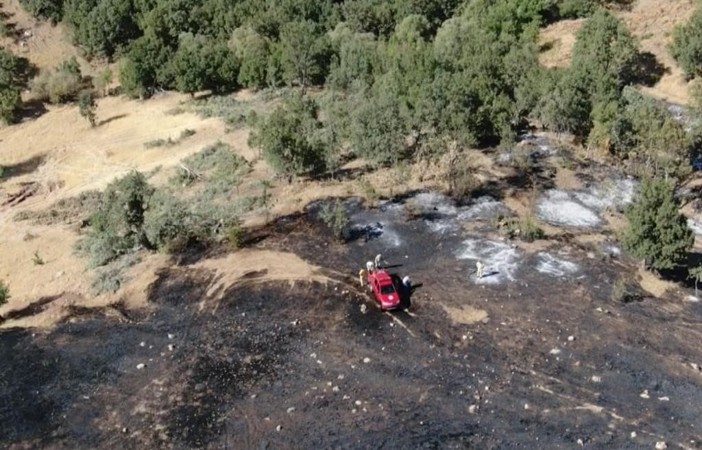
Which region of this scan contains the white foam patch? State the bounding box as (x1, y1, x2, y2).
(574, 178, 637, 211)
(537, 190, 602, 228)
(425, 219, 460, 234)
(456, 238, 522, 284)
(603, 245, 621, 257)
(407, 192, 457, 215)
(536, 252, 579, 277)
(688, 218, 702, 236)
(379, 225, 402, 247)
(457, 197, 511, 222)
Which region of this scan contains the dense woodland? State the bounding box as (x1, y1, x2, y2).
(2, 0, 702, 295)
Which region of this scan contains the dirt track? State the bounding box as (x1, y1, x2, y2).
(2, 197, 702, 449)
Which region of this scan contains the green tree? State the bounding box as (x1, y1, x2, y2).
(119, 33, 173, 98)
(84, 171, 155, 266)
(349, 86, 408, 167)
(670, 6, 702, 80)
(0, 84, 20, 124)
(610, 88, 691, 181)
(623, 178, 694, 271)
(327, 24, 377, 90)
(0, 48, 31, 123)
(320, 200, 349, 241)
(67, 0, 140, 59)
(230, 26, 271, 89)
(78, 90, 97, 126)
(279, 20, 330, 88)
(249, 93, 326, 180)
(19, 0, 64, 22)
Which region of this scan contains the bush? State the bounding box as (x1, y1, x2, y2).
(611, 276, 642, 303)
(31, 58, 83, 104)
(142, 191, 191, 250)
(670, 7, 702, 79)
(519, 216, 545, 242)
(0, 279, 9, 306)
(225, 222, 246, 249)
(319, 200, 348, 241)
(78, 89, 97, 126)
(77, 171, 154, 267)
(91, 253, 141, 295)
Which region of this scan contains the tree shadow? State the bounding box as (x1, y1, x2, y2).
(97, 114, 128, 126)
(0, 154, 46, 181)
(630, 51, 668, 87)
(1, 293, 63, 321)
(15, 99, 48, 122)
(654, 252, 702, 289)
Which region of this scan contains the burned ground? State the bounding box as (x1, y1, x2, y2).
(2, 198, 702, 449)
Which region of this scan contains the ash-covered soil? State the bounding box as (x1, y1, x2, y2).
(2, 196, 702, 449)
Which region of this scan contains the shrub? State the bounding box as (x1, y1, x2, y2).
(611, 276, 642, 303)
(225, 222, 246, 249)
(319, 200, 348, 241)
(142, 191, 191, 250)
(670, 7, 702, 79)
(519, 216, 546, 242)
(78, 90, 97, 126)
(77, 172, 154, 267)
(358, 177, 379, 207)
(91, 253, 140, 295)
(31, 58, 83, 104)
(0, 279, 9, 306)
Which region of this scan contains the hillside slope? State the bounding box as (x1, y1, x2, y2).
(539, 0, 696, 105)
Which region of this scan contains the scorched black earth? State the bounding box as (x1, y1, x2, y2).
(1, 197, 702, 449)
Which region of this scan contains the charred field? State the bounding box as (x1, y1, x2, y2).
(2, 195, 702, 449)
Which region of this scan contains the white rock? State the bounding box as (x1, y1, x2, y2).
(524, 403, 529, 410)
(167, 344, 175, 351)
(577, 439, 584, 446)
(591, 376, 602, 383)
(136, 363, 145, 370)
(167, 333, 175, 339)
(691, 363, 700, 371)
(310, 353, 317, 359)
(630, 431, 637, 438)
(655, 442, 667, 450)
(332, 386, 339, 392)
(549, 348, 561, 355)
(360, 304, 367, 314)
(139, 342, 145, 347)
(468, 405, 478, 414)
(355, 400, 362, 406)
(567, 336, 575, 342)
(640, 390, 650, 399)
(363, 357, 371, 364)
(276, 425, 282, 432)
(658, 396, 670, 402)
(286, 407, 295, 413)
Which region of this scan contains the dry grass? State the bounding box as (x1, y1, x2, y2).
(0, 0, 96, 76)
